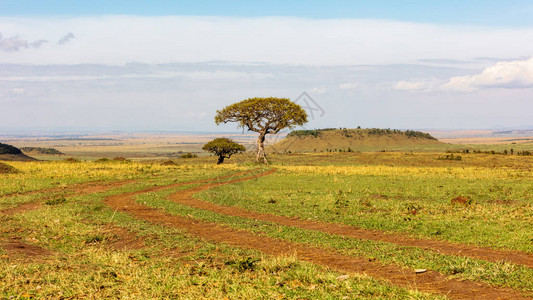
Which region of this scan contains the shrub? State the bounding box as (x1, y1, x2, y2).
(45, 196, 66, 205)
(437, 154, 462, 161)
(225, 257, 261, 272)
(180, 153, 198, 159)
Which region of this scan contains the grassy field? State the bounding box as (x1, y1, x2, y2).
(1, 149, 531, 298)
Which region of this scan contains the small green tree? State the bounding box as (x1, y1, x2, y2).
(215, 97, 308, 163)
(202, 138, 246, 164)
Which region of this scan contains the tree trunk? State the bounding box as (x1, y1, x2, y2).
(217, 155, 225, 164)
(255, 132, 268, 164)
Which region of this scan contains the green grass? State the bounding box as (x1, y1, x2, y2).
(134, 186, 533, 295)
(1, 152, 531, 298)
(0, 164, 438, 299)
(196, 170, 532, 253)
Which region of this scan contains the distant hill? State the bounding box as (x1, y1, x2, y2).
(21, 147, 64, 155)
(0, 143, 37, 161)
(269, 128, 442, 153)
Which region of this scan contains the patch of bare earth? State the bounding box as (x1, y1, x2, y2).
(105, 170, 529, 299)
(0, 238, 53, 262)
(0, 202, 41, 216)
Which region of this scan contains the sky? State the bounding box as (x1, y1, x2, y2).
(1, 1, 532, 132)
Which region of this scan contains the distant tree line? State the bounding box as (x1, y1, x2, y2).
(20, 147, 64, 155)
(287, 128, 437, 140)
(287, 130, 323, 138)
(437, 154, 462, 161)
(447, 149, 532, 156)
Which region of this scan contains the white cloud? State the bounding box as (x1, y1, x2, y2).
(394, 80, 427, 90)
(0, 70, 273, 82)
(443, 56, 533, 91)
(310, 87, 327, 94)
(1, 16, 533, 66)
(11, 87, 25, 94)
(393, 79, 443, 92)
(0, 62, 531, 130)
(338, 82, 362, 90)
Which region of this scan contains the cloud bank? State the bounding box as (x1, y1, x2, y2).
(1, 16, 533, 66)
(0, 16, 531, 130)
(444, 56, 533, 91)
(0, 32, 48, 51)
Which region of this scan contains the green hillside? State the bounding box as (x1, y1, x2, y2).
(269, 128, 442, 153)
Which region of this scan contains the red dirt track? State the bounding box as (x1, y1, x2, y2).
(169, 175, 533, 269)
(0, 179, 140, 258)
(105, 169, 530, 299)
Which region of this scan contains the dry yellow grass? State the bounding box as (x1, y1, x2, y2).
(277, 164, 531, 180)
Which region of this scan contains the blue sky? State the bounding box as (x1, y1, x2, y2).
(2, 0, 533, 26)
(0, 1, 532, 131)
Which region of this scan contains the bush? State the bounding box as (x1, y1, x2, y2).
(225, 257, 261, 272)
(45, 196, 66, 205)
(437, 154, 462, 161)
(180, 153, 198, 159)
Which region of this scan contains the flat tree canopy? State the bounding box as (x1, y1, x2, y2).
(202, 138, 246, 164)
(215, 97, 307, 163)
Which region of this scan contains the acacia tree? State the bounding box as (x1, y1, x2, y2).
(202, 138, 246, 164)
(215, 97, 308, 163)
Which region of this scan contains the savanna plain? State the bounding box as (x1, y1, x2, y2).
(0, 136, 532, 299)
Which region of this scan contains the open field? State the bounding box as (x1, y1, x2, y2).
(0, 133, 259, 160)
(1, 148, 532, 299)
(2, 130, 532, 162)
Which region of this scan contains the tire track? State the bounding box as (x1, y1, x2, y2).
(1, 171, 252, 260)
(1, 179, 139, 260)
(169, 173, 533, 269)
(0, 179, 137, 216)
(1, 179, 127, 198)
(105, 170, 528, 299)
